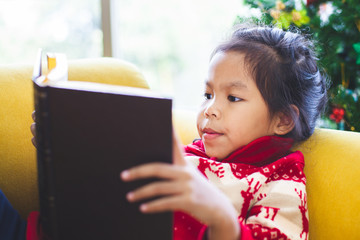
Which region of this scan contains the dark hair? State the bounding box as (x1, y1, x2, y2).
(212, 25, 328, 142)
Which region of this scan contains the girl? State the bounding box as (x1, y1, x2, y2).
(121, 25, 327, 240)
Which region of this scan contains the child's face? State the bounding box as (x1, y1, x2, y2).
(197, 51, 279, 160)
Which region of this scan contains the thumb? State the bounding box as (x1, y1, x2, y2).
(172, 129, 186, 166)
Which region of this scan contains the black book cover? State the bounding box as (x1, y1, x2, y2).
(33, 80, 173, 240)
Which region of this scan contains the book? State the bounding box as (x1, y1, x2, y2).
(32, 51, 173, 240)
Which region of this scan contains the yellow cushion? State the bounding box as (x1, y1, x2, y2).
(66, 58, 149, 88)
(294, 128, 360, 240)
(0, 58, 148, 218)
(172, 109, 199, 144)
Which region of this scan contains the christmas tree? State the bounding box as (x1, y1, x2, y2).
(239, 0, 360, 132)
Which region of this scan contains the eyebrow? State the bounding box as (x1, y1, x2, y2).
(205, 80, 248, 90)
(225, 81, 248, 89)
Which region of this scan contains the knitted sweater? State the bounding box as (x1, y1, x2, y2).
(173, 136, 309, 240)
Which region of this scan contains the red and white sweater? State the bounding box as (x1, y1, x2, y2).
(174, 136, 309, 240)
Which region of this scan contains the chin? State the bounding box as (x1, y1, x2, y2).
(204, 149, 226, 160)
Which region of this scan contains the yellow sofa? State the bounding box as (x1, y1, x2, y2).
(1, 58, 359, 239)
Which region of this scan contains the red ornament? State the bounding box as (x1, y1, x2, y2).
(306, 0, 317, 6)
(330, 107, 345, 123)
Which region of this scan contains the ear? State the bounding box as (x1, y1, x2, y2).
(273, 105, 299, 136)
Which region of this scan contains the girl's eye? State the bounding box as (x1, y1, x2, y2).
(204, 93, 213, 100)
(228, 95, 242, 102)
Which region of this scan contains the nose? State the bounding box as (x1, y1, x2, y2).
(204, 98, 220, 119)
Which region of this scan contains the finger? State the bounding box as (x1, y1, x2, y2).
(139, 195, 187, 213)
(127, 181, 183, 203)
(30, 122, 37, 148)
(30, 123, 36, 137)
(31, 137, 37, 148)
(172, 129, 186, 166)
(32, 111, 36, 121)
(121, 163, 185, 182)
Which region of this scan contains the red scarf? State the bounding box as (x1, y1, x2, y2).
(184, 135, 294, 167)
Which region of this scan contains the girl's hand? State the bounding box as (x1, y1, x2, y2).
(120, 131, 240, 240)
(30, 111, 37, 148)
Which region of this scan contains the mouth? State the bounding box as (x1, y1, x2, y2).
(202, 128, 224, 140)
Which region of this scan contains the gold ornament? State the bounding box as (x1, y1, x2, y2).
(355, 19, 360, 32)
(270, 9, 281, 20)
(292, 11, 301, 22)
(276, 1, 286, 10)
(341, 62, 349, 88)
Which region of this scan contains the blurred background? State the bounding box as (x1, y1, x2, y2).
(0, 0, 255, 111)
(1, 0, 359, 131)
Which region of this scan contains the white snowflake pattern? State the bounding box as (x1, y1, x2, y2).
(271, 231, 278, 238)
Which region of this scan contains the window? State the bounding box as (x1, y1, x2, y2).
(0, 0, 102, 64)
(110, 0, 244, 109)
(2, 0, 247, 110)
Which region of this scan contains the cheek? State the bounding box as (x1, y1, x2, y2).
(196, 109, 205, 136)
(237, 112, 273, 139)
(226, 105, 270, 136)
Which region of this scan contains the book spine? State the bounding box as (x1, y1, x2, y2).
(33, 83, 58, 240)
